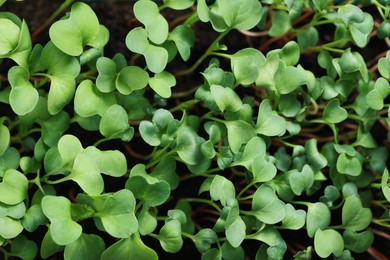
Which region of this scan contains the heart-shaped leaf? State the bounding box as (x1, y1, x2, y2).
(269, 11, 290, 37)
(116, 66, 149, 95)
(96, 57, 117, 93)
(64, 233, 105, 260)
(343, 230, 374, 253)
(342, 196, 372, 231)
(306, 202, 331, 238)
(0, 216, 24, 239)
(349, 13, 373, 48)
(57, 134, 83, 168)
(305, 139, 328, 170)
(8, 66, 39, 116)
(378, 51, 390, 78)
(251, 156, 277, 183)
(126, 27, 168, 73)
(210, 175, 236, 207)
(158, 219, 183, 253)
(323, 99, 348, 124)
(68, 152, 104, 196)
(49, 2, 100, 56)
(365, 77, 390, 110)
(314, 229, 344, 258)
(210, 84, 242, 112)
(134, 0, 168, 44)
(219, 0, 262, 30)
(101, 234, 158, 260)
(149, 71, 176, 98)
(162, 0, 194, 10)
(289, 165, 315, 196)
(225, 206, 246, 248)
(251, 185, 286, 224)
(99, 104, 130, 139)
(0, 169, 28, 205)
(0, 123, 10, 157)
(336, 153, 362, 177)
(74, 80, 117, 117)
(98, 189, 138, 238)
(169, 25, 194, 61)
(0, 18, 20, 54)
(224, 120, 256, 154)
(41, 196, 82, 245)
(231, 48, 265, 85)
(256, 99, 286, 136)
(281, 204, 306, 230)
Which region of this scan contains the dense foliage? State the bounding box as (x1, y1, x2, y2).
(0, 0, 389, 259)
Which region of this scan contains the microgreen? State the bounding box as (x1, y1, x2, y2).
(0, 0, 389, 259)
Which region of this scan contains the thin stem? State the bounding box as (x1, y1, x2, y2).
(174, 30, 230, 76)
(180, 198, 222, 213)
(31, 0, 76, 42)
(236, 181, 254, 199)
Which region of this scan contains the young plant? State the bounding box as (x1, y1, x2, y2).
(0, 0, 389, 259)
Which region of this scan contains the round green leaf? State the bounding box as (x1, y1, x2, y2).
(226, 206, 246, 248)
(251, 156, 277, 183)
(343, 230, 374, 253)
(305, 139, 327, 170)
(219, 0, 262, 30)
(251, 185, 286, 224)
(64, 233, 105, 260)
(289, 165, 314, 196)
(231, 48, 265, 85)
(323, 99, 348, 124)
(0, 124, 10, 157)
(134, 0, 168, 44)
(158, 219, 183, 253)
(41, 196, 82, 245)
(0, 216, 23, 239)
(306, 202, 331, 238)
(149, 71, 176, 98)
(101, 234, 158, 260)
(49, 2, 100, 56)
(0, 18, 20, 55)
(194, 229, 218, 253)
(0, 169, 28, 205)
(225, 120, 256, 154)
(10, 234, 38, 260)
(210, 84, 242, 113)
(268, 11, 290, 37)
(98, 189, 138, 238)
(169, 25, 194, 61)
(74, 80, 117, 117)
(336, 153, 362, 177)
(116, 66, 149, 95)
(163, 0, 194, 10)
(314, 229, 344, 258)
(99, 104, 129, 138)
(256, 99, 286, 136)
(57, 134, 83, 168)
(281, 204, 306, 230)
(210, 175, 236, 207)
(341, 196, 372, 231)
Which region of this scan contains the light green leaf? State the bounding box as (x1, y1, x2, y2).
(275, 65, 306, 94)
(49, 2, 100, 56)
(0, 216, 23, 239)
(98, 189, 138, 238)
(305, 139, 327, 170)
(193, 229, 218, 253)
(231, 48, 265, 85)
(256, 99, 286, 136)
(336, 153, 362, 177)
(116, 66, 149, 95)
(323, 99, 348, 124)
(96, 57, 117, 93)
(0, 18, 20, 54)
(99, 104, 130, 138)
(149, 71, 176, 98)
(225, 206, 246, 248)
(0, 124, 10, 157)
(225, 120, 256, 154)
(219, 0, 262, 30)
(169, 25, 194, 61)
(269, 11, 290, 37)
(163, 0, 194, 10)
(349, 13, 373, 48)
(365, 77, 390, 110)
(41, 196, 82, 245)
(64, 233, 105, 260)
(210, 175, 236, 207)
(134, 0, 168, 44)
(378, 51, 390, 78)
(68, 152, 103, 196)
(314, 229, 344, 258)
(126, 27, 168, 73)
(306, 202, 331, 238)
(251, 156, 277, 183)
(101, 233, 158, 260)
(381, 168, 390, 202)
(138, 205, 157, 235)
(8, 66, 38, 116)
(289, 165, 314, 196)
(297, 27, 318, 51)
(251, 185, 286, 224)
(57, 134, 83, 168)
(281, 204, 306, 230)
(0, 169, 28, 205)
(158, 219, 183, 253)
(342, 196, 372, 231)
(210, 84, 242, 112)
(74, 80, 117, 117)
